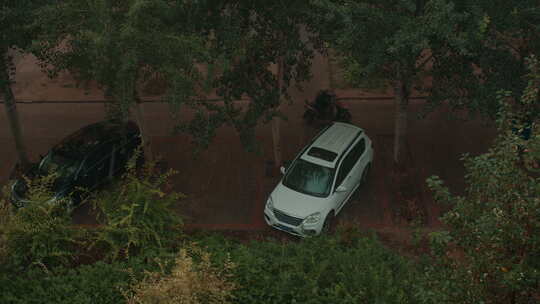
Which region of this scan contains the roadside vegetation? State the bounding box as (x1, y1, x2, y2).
(0, 185, 419, 304)
(0, 147, 419, 303)
(0, 155, 419, 303)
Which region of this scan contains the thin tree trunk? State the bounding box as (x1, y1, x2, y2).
(393, 79, 409, 167)
(1, 56, 30, 169)
(271, 57, 283, 169)
(133, 98, 153, 162)
(327, 46, 335, 90)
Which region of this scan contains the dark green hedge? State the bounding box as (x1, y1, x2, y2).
(0, 251, 175, 304)
(193, 230, 419, 304)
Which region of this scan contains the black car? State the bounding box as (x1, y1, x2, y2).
(10, 120, 143, 209)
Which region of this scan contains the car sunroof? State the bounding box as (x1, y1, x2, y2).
(306, 147, 337, 162)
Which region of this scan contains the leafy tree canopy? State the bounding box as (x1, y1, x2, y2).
(310, 0, 474, 90)
(33, 0, 211, 119)
(428, 0, 540, 120)
(310, 0, 539, 122)
(33, 0, 317, 153)
(419, 55, 540, 304)
(176, 0, 317, 151)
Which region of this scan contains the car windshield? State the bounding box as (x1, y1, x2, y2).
(38, 152, 80, 180)
(283, 159, 334, 197)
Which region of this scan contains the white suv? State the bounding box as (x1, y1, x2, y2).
(264, 122, 374, 236)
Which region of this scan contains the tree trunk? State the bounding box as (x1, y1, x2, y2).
(271, 57, 283, 170)
(1, 56, 30, 169)
(327, 46, 336, 90)
(393, 79, 409, 168)
(133, 98, 153, 162)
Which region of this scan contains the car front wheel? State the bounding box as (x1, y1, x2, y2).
(321, 212, 335, 235)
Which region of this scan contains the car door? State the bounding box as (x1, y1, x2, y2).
(334, 137, 369, 214)
(349, 138, 367, 186)
(351, 137, 369, 183)
(76, 144, 114, 193)
(332, 149, 356, 214)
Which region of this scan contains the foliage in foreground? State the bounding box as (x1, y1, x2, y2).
(0, 151, 184, 270)
(0, 257, 151, 304)
(1, 189, 420, 304)
(0, 152, 233, 304)
(0, 244, 235, 304)
(0, 174, 81, 269)
(419, 56, 540, 304)
(195, 228, 419, 304)
(90, 153, 185, 261)
(1, 171, 419, 304)
(125, 243, 236, 304)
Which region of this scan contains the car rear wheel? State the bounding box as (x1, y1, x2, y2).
(361, 163, 371, 185)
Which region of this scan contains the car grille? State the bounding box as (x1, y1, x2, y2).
(273, 208, 303, 226)
(274, 223, 302, 236)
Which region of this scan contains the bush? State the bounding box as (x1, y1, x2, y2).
(0, 252, 175, 304)
(125, 243, 236, 304)
(196, 229, 419, 304)
(90, 151, 185, 261)
(0, 174, 80, 269)
(0, 146, 185, 268)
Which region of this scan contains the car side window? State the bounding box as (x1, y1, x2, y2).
(335, 164, 348, 189)
(335, 152, 354, 188)
(351, 138, 366, 160)
(334, 138, 366, 189)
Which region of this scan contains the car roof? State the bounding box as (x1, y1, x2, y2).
(300, 122, 362, 168)
(53, 121, 139, 160)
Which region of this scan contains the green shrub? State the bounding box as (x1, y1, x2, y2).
(90, 152, 185, 261)
(0, 174, 80, 269)
(0, 252, 175, 304)
(196, 229, 419, 304)
(0, 147, 185, 267)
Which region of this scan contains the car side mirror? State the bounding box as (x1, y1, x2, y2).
(280, 166, 286, 175)
(336, 185, 347, 192)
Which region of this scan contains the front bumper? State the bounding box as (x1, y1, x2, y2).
(264, 206, 323, 237)
(9, 183, 29, 209)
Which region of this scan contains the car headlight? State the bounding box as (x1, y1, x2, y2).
(10, 182, 17, 196)
(303, 212, 321, 225)
(266, 197, 274, 210)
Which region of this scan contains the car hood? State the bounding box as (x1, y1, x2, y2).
(270, 182, 330, 218)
